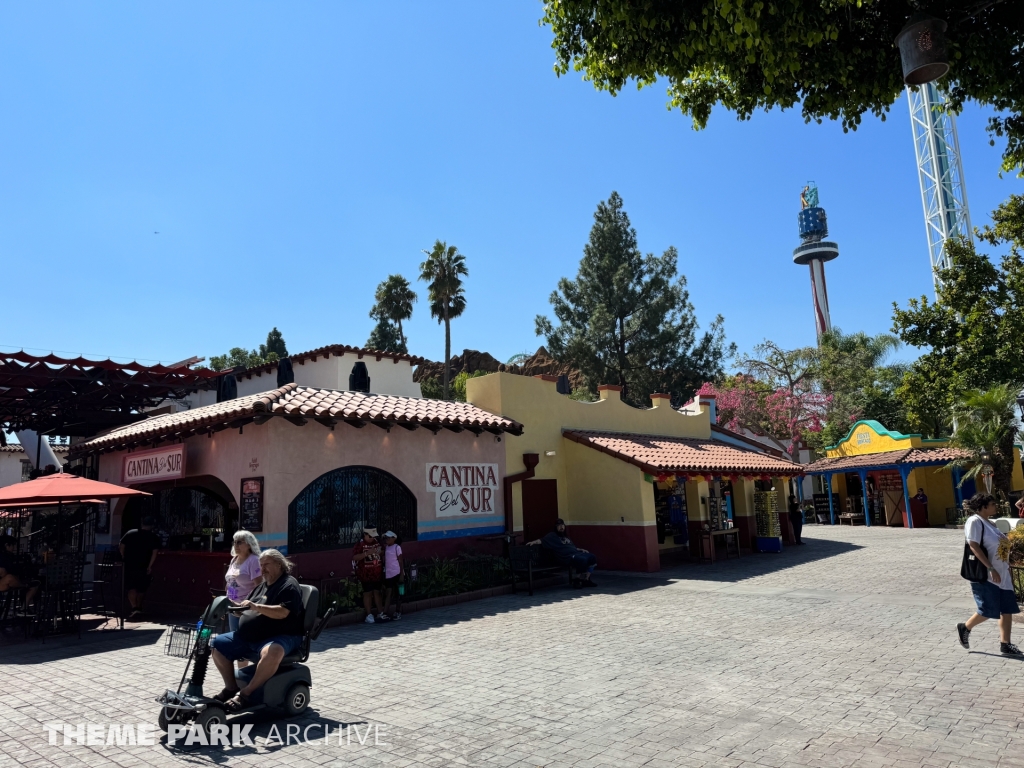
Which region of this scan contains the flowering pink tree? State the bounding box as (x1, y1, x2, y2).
(698, 340, 830, 456)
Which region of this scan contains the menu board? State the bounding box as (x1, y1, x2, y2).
(94, 502, 110, 535)
(812, 493, 840, 519)
(876, 472, 904, 492)
(707, 496, 725, 531)
(240, 477, 264, 532)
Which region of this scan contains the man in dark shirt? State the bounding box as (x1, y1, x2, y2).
(119, 516, 160, 619)
(788, 495, 804, 545)
(528, 518, 597, 587)
(211, 548, 305, 711)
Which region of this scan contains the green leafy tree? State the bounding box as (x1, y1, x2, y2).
(210, 328, 288, 371)
(451, 370, 488, 403)
(892, 194, 1024, 433)
(537, 192, 733, 407)
(210, 347, 264, 371)
(946, 384, 1021, 498)
(813, 328, 905, 446)
(420, 241, 469, 400)
(259, 327, 288, 361)
(369, 275, 417, 351)
(542, 1, 1024, 174)
(366, 318, 406, 354)
(419, 376, 443, 400)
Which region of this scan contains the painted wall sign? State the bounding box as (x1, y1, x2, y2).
(426, 463, 499, 517)
(240, 477, 264, 532)
(122, 445, 185, 484)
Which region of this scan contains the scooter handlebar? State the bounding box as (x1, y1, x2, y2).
(309, 600, 338, 641)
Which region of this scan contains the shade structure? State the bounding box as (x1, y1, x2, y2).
(0, 498, 106, 510)
(0, 472, 150, 506)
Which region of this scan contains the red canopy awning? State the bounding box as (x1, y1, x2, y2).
(0, 473, 150, 506)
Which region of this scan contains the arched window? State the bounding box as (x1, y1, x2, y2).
(288, 466, 417, 554)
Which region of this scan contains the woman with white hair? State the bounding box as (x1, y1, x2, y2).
(225, 530, 263, 633)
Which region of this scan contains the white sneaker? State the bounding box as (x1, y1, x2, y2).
(364, 614, 375, 624)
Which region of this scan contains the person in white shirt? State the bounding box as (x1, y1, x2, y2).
(957, 493, 1021, 656)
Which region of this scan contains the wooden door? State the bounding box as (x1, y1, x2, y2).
(522, 479, 558, 544)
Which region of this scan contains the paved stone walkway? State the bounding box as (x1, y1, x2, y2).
(2, 525, 1023, 767)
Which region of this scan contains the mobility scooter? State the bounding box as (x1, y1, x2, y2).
(157, 584, 335, 736)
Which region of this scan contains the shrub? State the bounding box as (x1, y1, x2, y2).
(319, 578, 364, 616)
(1005, 527, 1024, 567)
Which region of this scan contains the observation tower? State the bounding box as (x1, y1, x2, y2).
(792, 183, 839, 341)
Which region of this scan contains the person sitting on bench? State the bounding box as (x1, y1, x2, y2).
(210, 548, 305, 711)
(527, 519, 597, 588)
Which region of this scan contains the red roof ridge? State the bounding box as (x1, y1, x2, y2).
(562, 429, 801, 476)
(71, 385, 523, 455)
(239, 344, 426, 379)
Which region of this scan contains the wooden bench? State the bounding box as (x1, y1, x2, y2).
(838, 513, 864, 526)
(508, 545, 574, 596)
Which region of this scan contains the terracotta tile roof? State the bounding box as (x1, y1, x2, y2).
(240, 344, 424, 379)
(71, 383, 522, 454)
(904, 447, 972, 464)
(804, 449, 912, 473)
(803, 446, 972, 473)
(562, 430, 802, 476)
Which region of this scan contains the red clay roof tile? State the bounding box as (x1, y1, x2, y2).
(803, 446, 972, 473)
(71, 383, 522, 454)
(562, 430, 802, 476)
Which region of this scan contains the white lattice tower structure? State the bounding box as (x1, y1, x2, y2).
(907, 83, 972, 293)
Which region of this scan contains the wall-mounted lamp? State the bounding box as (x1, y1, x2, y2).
(545, 451, 556, 457)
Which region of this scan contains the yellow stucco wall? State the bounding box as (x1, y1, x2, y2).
(564, 440, 654, 525)
(468, 372, 712, 531)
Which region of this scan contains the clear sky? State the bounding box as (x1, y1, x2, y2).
(2, 2, 1021, 370)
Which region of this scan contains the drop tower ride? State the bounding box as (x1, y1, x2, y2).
(792, 183, 839, 341)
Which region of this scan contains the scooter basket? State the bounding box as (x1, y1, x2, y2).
(165, 625, 198, 658)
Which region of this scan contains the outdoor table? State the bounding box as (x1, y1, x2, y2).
(697, 528, 742, 564)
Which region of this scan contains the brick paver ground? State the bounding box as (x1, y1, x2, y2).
(2, 525, 1023, 767)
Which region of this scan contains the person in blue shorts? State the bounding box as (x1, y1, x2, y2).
(211, 549, 305, 711)
(957, 494, 1021, 657)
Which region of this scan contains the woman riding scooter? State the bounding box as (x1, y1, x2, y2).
(210, 549, 304, 712)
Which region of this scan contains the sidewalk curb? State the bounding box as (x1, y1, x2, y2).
(323, 577, 566, 629)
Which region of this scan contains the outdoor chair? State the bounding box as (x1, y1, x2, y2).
(30, 559, 84, 641)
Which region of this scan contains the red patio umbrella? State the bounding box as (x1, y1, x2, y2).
(0, 473, 150, 506)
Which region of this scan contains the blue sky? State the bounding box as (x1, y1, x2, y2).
(1, 2, 1021, 371)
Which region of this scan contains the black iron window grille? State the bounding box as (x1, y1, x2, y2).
(288, 465, 417, 554)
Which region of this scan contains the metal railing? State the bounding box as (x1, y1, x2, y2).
(318, 555, 512, 612)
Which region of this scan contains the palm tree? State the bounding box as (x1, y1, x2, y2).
(947, 383, 1021, 497)
(419, 241, 468, 400)
(371, 275, 417, 350)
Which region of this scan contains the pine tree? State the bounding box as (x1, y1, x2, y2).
(535, 192, 733, 406)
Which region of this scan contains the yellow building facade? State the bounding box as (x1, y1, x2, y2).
(807, 420, 1024, 527)
(468, 373, 802, 571)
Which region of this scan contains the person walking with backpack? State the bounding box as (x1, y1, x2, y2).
(957, 493, 1022, 656)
